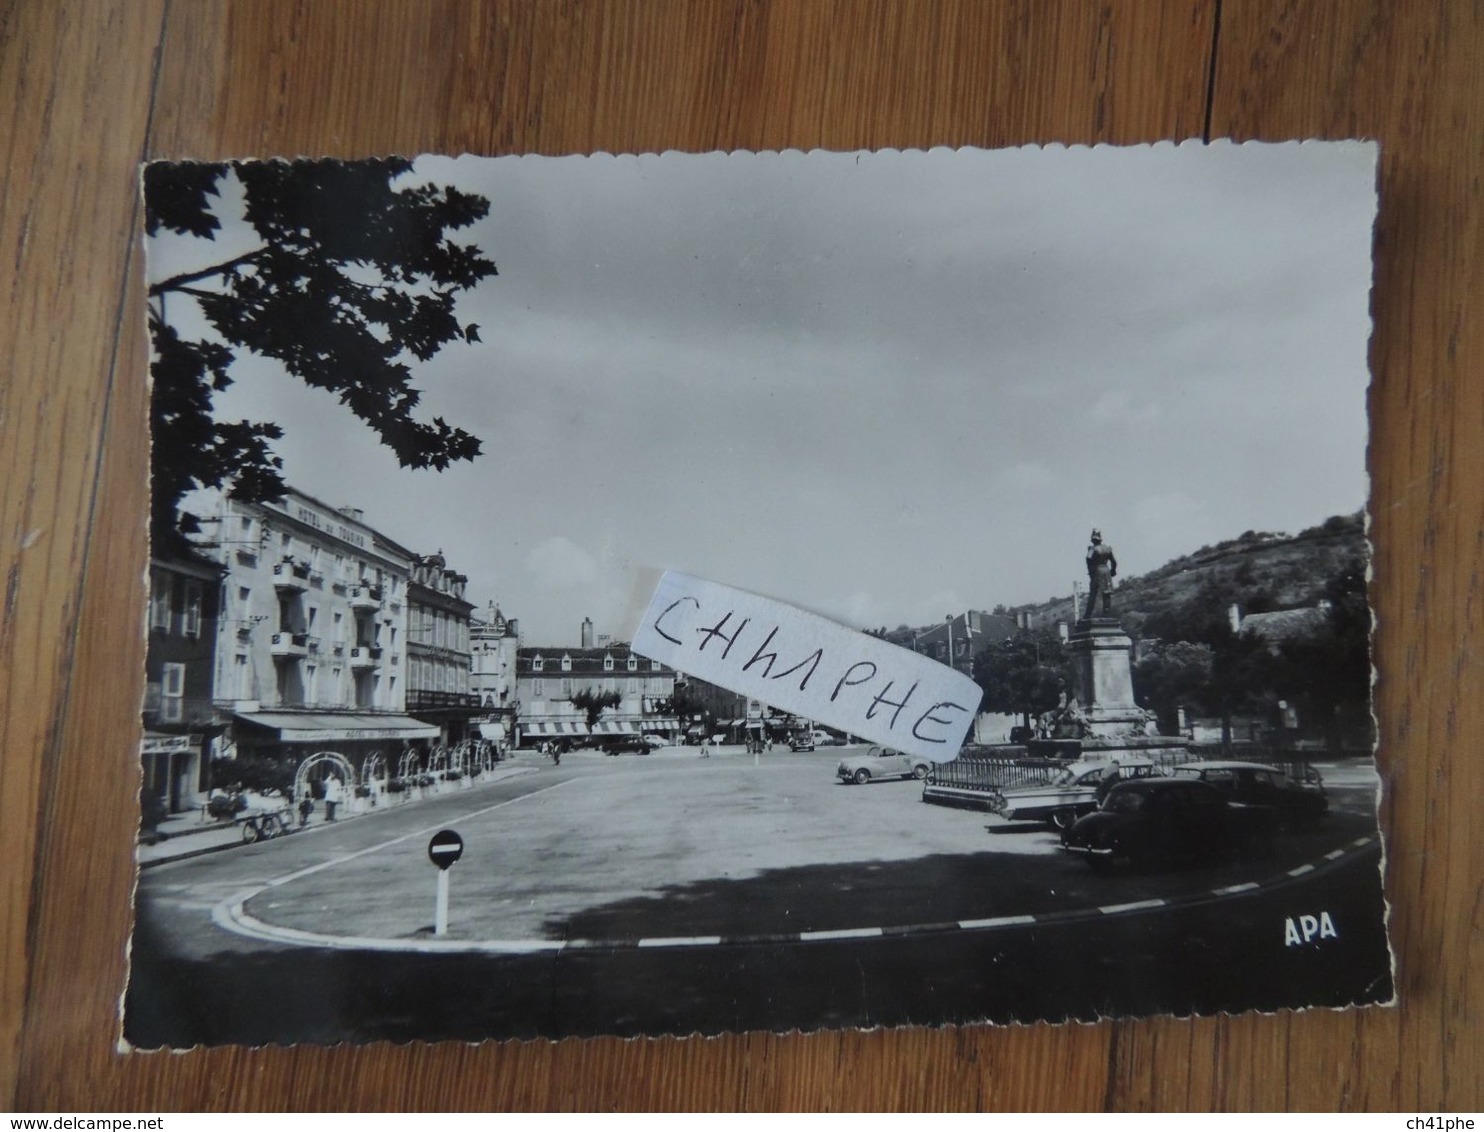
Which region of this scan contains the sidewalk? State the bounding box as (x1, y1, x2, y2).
(137, 763, 537, 868)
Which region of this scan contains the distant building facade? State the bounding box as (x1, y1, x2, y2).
(515, 632, 678, 744)
(470, 604, 520, 746)
(404, 549, 479, 745)
(883, 610, 1019, 677)
(142, 552, 226, 814)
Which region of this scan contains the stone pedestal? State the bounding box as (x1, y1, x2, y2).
(1068, 618, 1149, 738)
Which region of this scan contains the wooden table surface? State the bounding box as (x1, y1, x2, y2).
(3, 0, 1480, 1112)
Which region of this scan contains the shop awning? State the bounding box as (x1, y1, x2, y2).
(524, 722, 590, 737)
(234, 711, 439, 743)
(141, 731, 200, 755)
(592, 721, 640, 735)
(473, 722, 507, 739)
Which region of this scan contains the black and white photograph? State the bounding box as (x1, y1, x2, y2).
(128, 143, 1392, 1047)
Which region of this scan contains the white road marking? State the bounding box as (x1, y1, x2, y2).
(206, 772, 1376, 953)
(262, 778, 578, 890)
(799, 926, 883, 941)
(1212, 882, 1260, 896)
(958, 915, 1037, 929)
(638, 936, 722, 948)
(1098, 899, 1166, 915)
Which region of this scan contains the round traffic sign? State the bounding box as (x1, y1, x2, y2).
(427, 829, 464, 870)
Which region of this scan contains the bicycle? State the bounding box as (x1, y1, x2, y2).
(240, 809, 289, 843)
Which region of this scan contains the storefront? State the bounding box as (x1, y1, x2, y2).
(140, 731, 204, 815)
(228, 711, 440, 800)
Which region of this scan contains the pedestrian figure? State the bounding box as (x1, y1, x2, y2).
(322, 774, 344, 822)
(298, 792, 314, 828)
(701, 738, 711, 758)
(1094, 760, 1122, 806)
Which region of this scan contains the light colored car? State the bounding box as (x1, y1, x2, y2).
(986, 758, 1158, 831)
(837, 745, 931, 784)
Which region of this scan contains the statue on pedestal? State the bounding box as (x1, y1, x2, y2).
(1084, 528, 1117, 620)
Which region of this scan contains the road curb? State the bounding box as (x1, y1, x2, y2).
(139, 767, 538, 870)
(212, 833, 1382, 955)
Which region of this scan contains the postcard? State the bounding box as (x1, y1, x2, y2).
(128, 143, 1391, 1045)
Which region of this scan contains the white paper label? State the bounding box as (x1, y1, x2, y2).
(631, 572, 982, 760)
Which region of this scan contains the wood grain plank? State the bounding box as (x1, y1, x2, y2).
(32, 0, 1450, 1113)
(0, 0, 164, 1109)
(1107, 0, 1484, 1111)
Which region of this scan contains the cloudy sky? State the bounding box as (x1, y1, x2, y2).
(150, 141, 1377, 646)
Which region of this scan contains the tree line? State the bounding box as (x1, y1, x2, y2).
(972, 557, 1371, 749)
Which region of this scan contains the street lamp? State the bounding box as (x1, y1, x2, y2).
(945, 614, 954, 673)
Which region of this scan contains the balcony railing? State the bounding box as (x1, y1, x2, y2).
(272, 559, 312, 592)
(270, 631, 309, 658)
(349, 582, 383, 609)
(349, 645, 380, 669)
(407, 689, 482, 710)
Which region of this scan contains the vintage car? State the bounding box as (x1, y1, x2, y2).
(1060, 778, 1276, 871)
(1168, 760, 1327, 827)
(985, 757, 1158, 831)
(789, 734, 816, 752)
(837, 745, 932, 784)
(599, 734, 654, 755)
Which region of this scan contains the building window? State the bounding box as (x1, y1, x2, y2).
(532, 678, 544, 696)
(160, 662, 185, 723)
(560, 678, 571, 696)
(603, 655, 614, 672)
(561, 654, 572, 672)
(150, 577, 172, 632)
(182, 580, 203, 638)
(627, 656, 637, 671)
(533, 655, 544, 672)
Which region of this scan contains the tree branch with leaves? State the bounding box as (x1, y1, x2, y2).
(568, 687, 623, 730)
(144, 158, 497, 543)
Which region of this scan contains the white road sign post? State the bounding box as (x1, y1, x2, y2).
(427, 829, 464, 936)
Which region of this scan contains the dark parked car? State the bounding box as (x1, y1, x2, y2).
(789, 734, 815, 752)
(600, 735, 652, 755)
(1168, 760, 1327, 827)
(1060, 778, 1275, 871)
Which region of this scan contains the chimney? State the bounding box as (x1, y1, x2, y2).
(581, 617, 594, 648)
(1228, 603, 1242, 633)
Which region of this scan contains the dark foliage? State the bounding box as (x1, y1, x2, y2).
(145, 158, 497, 541)
(208, 753, 295, 798)
(972, 630, 1069, 726)
(568, 687, 623, 729)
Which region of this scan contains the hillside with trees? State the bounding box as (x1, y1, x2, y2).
(1012, 512, 1366, 639)
(985, 513, 1371, 749)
